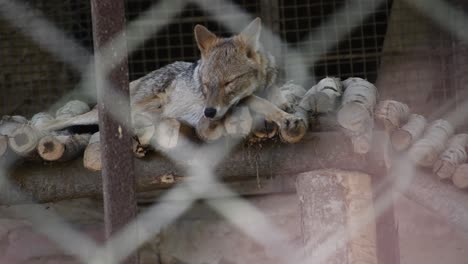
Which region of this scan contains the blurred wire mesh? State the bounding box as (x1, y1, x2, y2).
(1, 0, 468, 262)
(2, 0, 395, 116)
(2, 0, 468, 121)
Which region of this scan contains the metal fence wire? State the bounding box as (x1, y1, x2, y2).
(2, 0, 396, 116)
(2, 0, 466, 117)
(1, 0, 468, 263)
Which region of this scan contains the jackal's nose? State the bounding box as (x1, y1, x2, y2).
(204, 107, 217, 118)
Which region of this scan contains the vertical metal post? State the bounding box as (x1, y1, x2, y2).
(372, 175, 400, 264)
(90, 0, 138, 263)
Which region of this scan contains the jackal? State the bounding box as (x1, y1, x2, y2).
(130, 18, 306, 143)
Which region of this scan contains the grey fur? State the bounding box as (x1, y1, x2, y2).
(130, 49, 277, 127)
(130, 19, 279, 132)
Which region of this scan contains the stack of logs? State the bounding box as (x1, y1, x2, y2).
(375, 100, 468, 190)
(1, 77, 467, 190)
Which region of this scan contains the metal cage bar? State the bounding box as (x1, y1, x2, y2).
(90, 0, 138, 263)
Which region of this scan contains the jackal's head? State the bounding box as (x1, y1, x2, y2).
(195, 18, 265, 120)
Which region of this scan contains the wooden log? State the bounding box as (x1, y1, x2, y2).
(273, 81, 307, 112)
(31, 112, 54, 130)
(408, 119, 454, 167)
(296, 169, 378, 264)
(224, 106, 253, 137)
(349, 126, 373, 155)
(0, 116, 28, 160)
(314, 77, 343, 113)
(337, 78, 376, 154)
(0, 115, 27, 136)
(83, 132, 101, 171)
(132, 137, 147, 158)
(337, 77, 377, 133)
(433, 134, 468, 179)
(374, 100, 410, 133)
(8, 125, 44, 158)
(2, 115, 28, 124)
(0, 135, 7, 157)
(452, 164, 468, 189)
(251, 114, 278, 139)
(255, 82, 306, 139)
(55, 100, 90, 119)
(3, 132, 389, 204)
(37, 134, 91, 162)
(253, 82, 306, 139)
(299, 77, 343, 114)
(390, 114, 427, 151)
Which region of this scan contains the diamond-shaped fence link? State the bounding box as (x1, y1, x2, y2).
(1, 0, 468, 263)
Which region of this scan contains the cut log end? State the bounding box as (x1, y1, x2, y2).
(390, 129, 412, 151)
(37, 136, 65, 161)
(408, 119, 453, 168)
(391, 114, 427, 151)
(452, 164, 468, 189)
(252, 115, 278, 139)
(83, 142, 101, 171)
(408, 144, 438, 167)
(8, 126, 41, 157)
(433, 134, 468, 179)
(351, 133, 372, 154)
(374, 100, 410, 133)
(433, 160, 457, 180)
(337, 103, 371, 132)
(314, 92, 336, 113)
(83, 132, 101, 171)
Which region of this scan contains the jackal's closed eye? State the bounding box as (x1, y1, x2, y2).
(226, 71, 250, 85)
(224, 80, 233, 87)
(202, 83, 208, 94)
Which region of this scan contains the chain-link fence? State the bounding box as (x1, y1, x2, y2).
(1, 0, 395, 116)
(1, 0, 468, 263)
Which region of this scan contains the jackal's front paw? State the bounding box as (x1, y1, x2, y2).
(278, 114, 307, 143)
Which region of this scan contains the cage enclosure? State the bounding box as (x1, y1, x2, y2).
(1, 0, 468, 264)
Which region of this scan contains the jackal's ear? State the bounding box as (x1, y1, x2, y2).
(239, 17, 262, 51)
(194, 25, 217, 55)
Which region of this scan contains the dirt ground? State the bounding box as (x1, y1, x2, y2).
(394, 195, 468, 264)
(1, 191, 467, 263)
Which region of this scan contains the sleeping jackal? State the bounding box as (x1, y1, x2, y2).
(130, 18, 306, 143)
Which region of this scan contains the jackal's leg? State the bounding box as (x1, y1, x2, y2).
(244, 95, 307, 143)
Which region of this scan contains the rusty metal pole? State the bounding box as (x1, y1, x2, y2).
(372, 175, 401, 264)
(90, 0, 138, 263)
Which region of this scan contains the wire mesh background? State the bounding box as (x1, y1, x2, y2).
(1, 0, 468, 263)
(1, 0, 398, 116)
(3, 0, 467, 124)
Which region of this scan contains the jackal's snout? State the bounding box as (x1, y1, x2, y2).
(204, 107, 217, 118)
